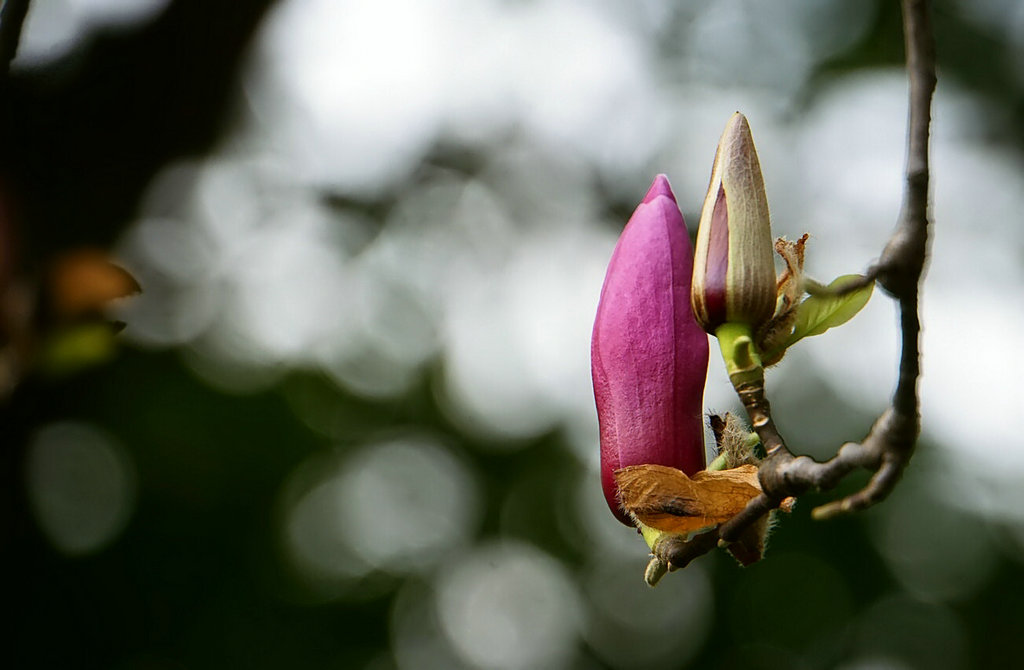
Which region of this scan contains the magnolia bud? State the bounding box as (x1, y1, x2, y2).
(691, 112, 776, 334)
(592, 175, 709, 526)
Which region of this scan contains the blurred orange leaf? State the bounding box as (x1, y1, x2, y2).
(48, 249, 141, 319)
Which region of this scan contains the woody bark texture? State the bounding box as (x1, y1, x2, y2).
(666, 0, 935, 569)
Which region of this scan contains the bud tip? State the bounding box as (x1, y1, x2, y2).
(642, 174, 677, 205)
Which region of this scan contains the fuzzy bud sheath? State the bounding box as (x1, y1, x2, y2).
(691, 112, 776, 335)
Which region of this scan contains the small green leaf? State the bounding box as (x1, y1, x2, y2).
(38, 323, 118, 376)
(783, 274, 873, 348)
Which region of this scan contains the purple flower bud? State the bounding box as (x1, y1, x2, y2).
(691, 113, 776, 334)
(592, 175, 710, 525)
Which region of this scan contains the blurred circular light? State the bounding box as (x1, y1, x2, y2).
(871, 483, 996, 603)
(854, 595, 968, 670)
(582, 556, 713, 669)
(282, 437, 481, 588)
(66, 0, 169, 26)
(571, 468, 650, 561)
(790, 72, 906, 259)
(283, 466, 372, 585)
(248, 0, 671, 193)
(128, 216, 218, 283)
(440, 223, 615, 445)
(17, 0, 171, 67)
(116, 267, 222, 349)
(25, 422, 136, 556)
(390, 579, 474, 670)
(338, 439, 481, 570)
(180, 332, 286, 396)
(688, 0, 873, 94)
(248, 0, 448, 193)
(435, 541, 583, 670)
(441, 274, 561, 442)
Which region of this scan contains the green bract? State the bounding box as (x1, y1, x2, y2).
(761, 274, 874, 361)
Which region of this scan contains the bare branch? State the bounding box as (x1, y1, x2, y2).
(665, 0, 935, 571)
(819, 0, 933, 514)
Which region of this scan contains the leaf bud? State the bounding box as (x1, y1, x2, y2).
(691, 112, 776, 334)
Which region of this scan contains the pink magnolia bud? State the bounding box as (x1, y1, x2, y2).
(592, 175, 710, 525)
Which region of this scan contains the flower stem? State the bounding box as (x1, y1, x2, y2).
(714, 322, 789, 465)
(714, 322, 763, 388)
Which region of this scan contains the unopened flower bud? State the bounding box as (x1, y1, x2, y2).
(691, 112, 776, 334)
(592, 175, 709, 526)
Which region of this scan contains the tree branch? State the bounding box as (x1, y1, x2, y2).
(665, 0, 935, 569)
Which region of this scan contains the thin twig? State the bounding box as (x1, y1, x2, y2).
(666, 0, 935, 569)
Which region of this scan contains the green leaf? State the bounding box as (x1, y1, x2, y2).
(38, 323, 118, 376)
(783, 274, 873, 348)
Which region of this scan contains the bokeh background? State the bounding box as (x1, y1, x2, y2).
(4, 1, 1024, 668)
